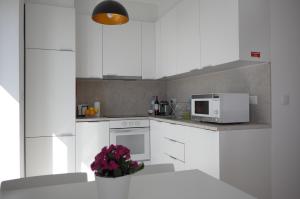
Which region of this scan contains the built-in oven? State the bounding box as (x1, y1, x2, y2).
(109, 119, 150, 161)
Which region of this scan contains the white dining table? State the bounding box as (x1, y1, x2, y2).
(0, 170, 256, 199)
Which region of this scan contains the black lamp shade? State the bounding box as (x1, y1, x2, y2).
(92, 0, 129, 25)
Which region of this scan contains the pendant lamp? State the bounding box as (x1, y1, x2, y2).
(92, 0, 129, 25)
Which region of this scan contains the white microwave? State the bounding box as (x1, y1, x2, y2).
(191, 93, 250, 123)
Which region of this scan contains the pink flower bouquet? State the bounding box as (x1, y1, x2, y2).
(91, 145, 144, 178)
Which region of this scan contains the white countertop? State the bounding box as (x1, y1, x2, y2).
(76, 116, 270, 131)
(1, 170, 256, 199)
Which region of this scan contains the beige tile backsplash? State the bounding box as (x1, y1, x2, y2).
(77, 63, 271, 123)
(76, 80, 166, 117)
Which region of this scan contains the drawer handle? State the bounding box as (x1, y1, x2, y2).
(165, 137, 184, 145)
(165, 153, 185, 163)
(168, 155, 177, 160)
(165, 137, 177, 143)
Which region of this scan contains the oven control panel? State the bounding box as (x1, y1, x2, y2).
(110, 120, 150, 129)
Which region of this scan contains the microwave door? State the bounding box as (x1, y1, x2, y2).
(192, 99, 213, 117)
(110, 128, 150, 161)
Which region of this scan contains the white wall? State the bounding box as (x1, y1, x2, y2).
(270, 0, 300, 198)
(0, 0, 24, 183)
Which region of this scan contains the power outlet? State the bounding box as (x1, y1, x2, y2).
(250, 96, 258, 105)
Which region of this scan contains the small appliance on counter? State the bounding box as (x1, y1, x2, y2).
(77, 104, 88, 118)
(94, 101, 101, 117)
(77, 101, 101, 118)
(159, 101, 171, 116)
(191, 93, 250, 124)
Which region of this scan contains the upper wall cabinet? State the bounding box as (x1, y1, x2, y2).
(176, 0, 201, 74)
(200, 0, 270, 66)
(76, 14, 103, 78)
(156, 0, 270, 78)
(238, 0, 270, 62)
(26, 4, 75, 51)
(155, 19, 163, 79)
(160, 8, 177, 77)
(103, 21, 142, 77)
(200, 0, 239, 67)
(141, 22, 156, 79)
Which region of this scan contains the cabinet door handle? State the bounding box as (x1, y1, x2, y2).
(59, 133, 74, 137)
(59, 49, 73, 52)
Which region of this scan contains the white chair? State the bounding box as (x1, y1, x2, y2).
(1, 172, 87, 191)
(134, 164, 175, 176)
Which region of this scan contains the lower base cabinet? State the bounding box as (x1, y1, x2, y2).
(26, 136, 75, 177)
(150, 120, 271, 199)
(75, 122, 109, 181)
(150, 120, 219, 178)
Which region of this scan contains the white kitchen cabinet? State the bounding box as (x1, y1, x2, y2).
(199, 0, 270, 66)
(150, 121, 219, 177)
(200, 0, 239, 67)
(26, 49, 75, 138)
(155, 0, 269, 77)
(76, 14, 102, 78)
(155, 19, 163, 79)
(238, 0, 270, 62)
(176, 0, 201, 73)
(26, 3, 75, 51)
(103, 21, 142, 77)
(76, 122, 109, 181)
(184, 127, 220, 179)
(150, 120, 167, 165)
(150, 120, 271, 199)
(150, 121, 186, 171)
(160, 8, 177, 77)
(141, 22, 156, 79)
(26, 136, 75, 177)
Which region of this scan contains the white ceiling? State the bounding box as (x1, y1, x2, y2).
(126, 0, 181, 17)
(126, 0, 179, 6)
(29, 0, 181, 21)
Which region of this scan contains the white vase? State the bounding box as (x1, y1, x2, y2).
(95, 175, 131, 199)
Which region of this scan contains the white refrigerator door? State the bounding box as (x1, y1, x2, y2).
(26, 136, 75, 177)
(26, 3, 75, 51)
(26, 49, 75, 137)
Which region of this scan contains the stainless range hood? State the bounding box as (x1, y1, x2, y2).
(102, 75, 142, 80)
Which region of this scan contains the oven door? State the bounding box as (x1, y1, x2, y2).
(191, 98, 220, 118)
(110, 128, 150, 161)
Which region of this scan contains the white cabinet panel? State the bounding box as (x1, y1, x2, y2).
(150, 121, 166, 165)
(155, 19, 163, 79)
(164, 153, 186, 171)
(26, 4, 75, 50)
(26, 136, 75, 177)
(76, 14, 102, 78)
(160, 8, 177, 77)
(26, 49, 75, 137)
(150, 121, 219, 177)
(76, 122, 109, 181)
(141, 22, 156, 79)
(185, 127, 220, 179)
(164, 137, 185, 162)
(200, 0, 239, 67)
(103, 21, 141, 77)
(176, 0, 201, 73)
